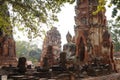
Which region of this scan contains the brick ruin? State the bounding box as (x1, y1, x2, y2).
(0, 3, 17, 67)
(74, 0, 115, 70)
(0, 30, 17, 67)
(40, 0, 116, 72)
(40, 27, 61, 67)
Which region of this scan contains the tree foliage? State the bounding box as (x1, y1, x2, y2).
(29, 49, 41, 62)
(16, 41, 31, 57)
(0, 0, 75, 38)
(108, 0, 120, 20)
(0, 0, 120, 39)
(108, 20, 120, 52)
(16, 41, 42, 62)
(97, 0, 120, 20)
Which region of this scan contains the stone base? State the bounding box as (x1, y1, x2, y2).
(0, 56, 17, 67)
(82, 73, 120, 80)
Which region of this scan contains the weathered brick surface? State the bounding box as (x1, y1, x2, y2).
(40, 27, 61, 66)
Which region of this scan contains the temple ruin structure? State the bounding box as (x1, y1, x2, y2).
(74, 0, 115, 70)
(40, 27, 61, 67)
(0, 3, 17, 66)
(0, 30, 17, 66)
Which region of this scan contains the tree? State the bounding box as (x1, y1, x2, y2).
(0, 0, 75, 38)
(16, 40, 42, 62)
(108, 20, 120, 52)
(29, 48, 41, 62)
(16, 41, 30, 57)
(1, 0, 119, 39)
(96, 0, 120, 20)
(108, 0, 120, 20)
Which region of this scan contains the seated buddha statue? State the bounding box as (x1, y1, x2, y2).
(63, 32, 76, 60)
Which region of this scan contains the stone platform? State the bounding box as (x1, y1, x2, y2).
(0, 56, 17, 67)
(0, 67, 120, 80)
(82, 73, 120, 80)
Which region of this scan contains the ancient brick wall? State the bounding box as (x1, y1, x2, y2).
(0, 35, 17, 66)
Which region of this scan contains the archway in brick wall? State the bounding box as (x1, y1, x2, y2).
(78, 37, 85, 61)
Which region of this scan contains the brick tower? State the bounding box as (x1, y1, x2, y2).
(74, 0, 115, 70)
(40, 27, 61, 67)
(0, 3, 17, 67)
(0, 34, 17, 66)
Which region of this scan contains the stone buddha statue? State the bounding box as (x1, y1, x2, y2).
(63, 32, 76, 60)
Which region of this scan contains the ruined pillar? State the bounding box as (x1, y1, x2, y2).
(40, 27, 61, 67)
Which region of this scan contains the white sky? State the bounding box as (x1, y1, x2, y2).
(13, 2, 114, 49)
(55, 3, 76, 46)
